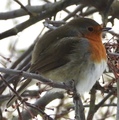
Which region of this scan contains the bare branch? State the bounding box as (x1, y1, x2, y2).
(0, 0, 79, 40)
(0, 67, 67, 89)
(20, 92, 64, 120)
(116, 78, 119, 120)
(13, 0, 34, 16)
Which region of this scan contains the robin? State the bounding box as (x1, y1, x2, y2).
(7, 18, 111, 107)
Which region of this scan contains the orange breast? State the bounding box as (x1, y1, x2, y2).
(85, 33, 107, 63)
(90, 40, 106, 63)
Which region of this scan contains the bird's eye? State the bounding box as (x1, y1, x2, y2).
(88, 26, 94, 32)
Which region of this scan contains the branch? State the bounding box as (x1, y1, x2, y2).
(14, 0, 34, 16)
(70, 80, 85, 120)
(0, 67, 67, 89)
(0, 0, 79, 40)
(73, 93, 85, 120)
(87, 88, 96, 120)
(0, 5, 50, 20)
(95, 89, 116, 112)
(102, 0, 114, 26)
(116, 78, 119, 120)
(20, 92, 64, 120)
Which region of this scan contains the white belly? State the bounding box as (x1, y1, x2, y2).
(76, 60, 107, 93)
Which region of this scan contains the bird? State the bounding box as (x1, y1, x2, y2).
(7, 18, 111, 107)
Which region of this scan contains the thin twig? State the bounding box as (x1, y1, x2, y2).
(0, 74, 22, 100)
(24, 102, 54, 120)
(20, 91, 64, 119)
(14, 0, 34, 16)
(95, 89, 116, 111)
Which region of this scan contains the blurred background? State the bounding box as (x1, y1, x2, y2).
(0, 0, 119, 120)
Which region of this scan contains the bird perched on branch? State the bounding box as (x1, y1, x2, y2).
(7, 18, 111, 107)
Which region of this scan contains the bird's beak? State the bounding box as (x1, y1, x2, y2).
(100, 24, 111, 31)
(102, 27, 112, 31)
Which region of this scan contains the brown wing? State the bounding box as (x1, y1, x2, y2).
(30, 37, 90, 73)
